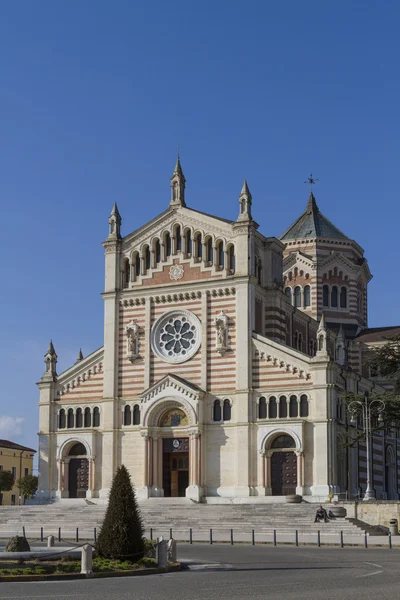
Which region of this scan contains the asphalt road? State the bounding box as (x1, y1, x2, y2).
(1, 545, 400, 600)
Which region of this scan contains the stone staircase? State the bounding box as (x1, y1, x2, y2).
(0, 499, 378, 541)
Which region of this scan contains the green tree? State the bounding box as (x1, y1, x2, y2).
(96, 464, 144, 561)
(17, 475, 38, 499)
(342, 335, 400, 444)
(0, 471, 14, 494)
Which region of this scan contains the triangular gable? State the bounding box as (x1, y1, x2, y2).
(140, 373, 206, 404)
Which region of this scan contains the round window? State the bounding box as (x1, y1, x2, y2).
(151, 309, 201, 364)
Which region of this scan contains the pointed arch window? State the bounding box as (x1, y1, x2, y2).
(124, 405, 131, 426)
(59, 409, 66, 429)
(340, 287, 347, 308)
(185, 230, 192, 255)
(258, 397, 267, 419)
(269, 396, 277, 419)
(135, 253, 141, 277)
(300, 395, 309, 417)
(123, 259, 130, 288)
(217, 241, 224, 268)
(223, 399, 231, 421)
(144, 246, 150, 271)
(289, 395, 298, 418)
(84, 407, 91, 428)
(155, 240, 161, 264)
(165, 232, 172, 257)
(206, 238, 213, 263)
(228, 245, 235, 272)
(331, 286, 338, 307)
(213, 399, 221, 422)
(93, 407, 100, 427)
(133, 404, 140, 425)
(195, 233, 202, 259)
(76, 407, 83, 428)
(176, 225, 182, 252)
(67, 408, 74, 429)
(279, 396, 288, 418)
(323, 285, 329, 307)
(294, 286, 301, 307)
(304, 285, 311, 307)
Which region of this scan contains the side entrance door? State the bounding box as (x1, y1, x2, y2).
(271, 452, 297, 495)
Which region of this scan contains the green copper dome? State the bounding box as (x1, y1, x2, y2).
(280, 193, 349, 241)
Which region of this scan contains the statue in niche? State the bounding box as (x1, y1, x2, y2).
(125, 320, 140, 362)
(214, 311, 229, 354)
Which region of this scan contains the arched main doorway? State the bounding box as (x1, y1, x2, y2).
(160, 408, 189, 497)
(270, 434, 297, 496)
(67, 443, 89, 499)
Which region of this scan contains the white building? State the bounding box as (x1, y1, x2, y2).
(37, 160, 400, 502)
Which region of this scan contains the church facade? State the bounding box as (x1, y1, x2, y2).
(37, 161, 400, 502)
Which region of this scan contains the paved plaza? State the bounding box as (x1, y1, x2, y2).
(1, 545, 400, 600)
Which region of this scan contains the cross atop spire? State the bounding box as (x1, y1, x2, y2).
(170, 155, 186, 208)
(304, 173, 319, 193)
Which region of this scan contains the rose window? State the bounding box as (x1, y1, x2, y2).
(151, 309, 201, 364)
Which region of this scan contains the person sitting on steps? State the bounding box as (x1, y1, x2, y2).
(314, 505, 329, 523)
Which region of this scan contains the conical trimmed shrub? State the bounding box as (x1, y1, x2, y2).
(96, 465, 144, 560)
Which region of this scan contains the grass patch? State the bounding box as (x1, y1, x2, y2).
(0, 556, 159, 576)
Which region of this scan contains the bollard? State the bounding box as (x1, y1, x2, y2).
(230, 529, 233, 545)
(94, 528, 97, 544)
(81, 544, 93, 577)
(170, 528, 173, 540)
(40, 527, 43, 542)
(364, 532, 368, 549)
(189, 528, 192, 544)
(150, 527, 153, 541)
(295, 530, 298, 547)
(389, 532, 392, 549)
(47, 535, 55, 548)
(58, 527, 61, 543)
(252, 529, 255, 546)
(76, 528, 79, 543)
(317, 530, 321, 547)
(389, 519, 398, 536)
(157, 540, 168, 569)
(340, 530, 344, 548)
(167, 538, 177, 562)
(210, 528, 213, 545)
(273, 530, 277, 546)
(22, 526, 26, 538)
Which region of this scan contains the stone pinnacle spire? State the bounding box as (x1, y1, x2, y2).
(237, 179, 252, 222)
(170, 155, 186, 207)
(108, 201, 122, 240)
(76, 348, 84, 362)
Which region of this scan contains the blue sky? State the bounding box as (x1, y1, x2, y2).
(0, 1, 399, 454)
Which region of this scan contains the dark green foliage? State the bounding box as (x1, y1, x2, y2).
(96, 465, 144, 561)
(5, 536, 30, 552)
(0, 471, 14, 493)
(17, 475, 38, 499)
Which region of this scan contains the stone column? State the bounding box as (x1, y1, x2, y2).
(265, 451, 273, 495)
(151, 249, 156, 269)
(57, 459, 63, 492)
(151, 436, 159, 495)
(143, 435, 149, 487)
(186, 432, 202, 501)
(160, 242, 166, 262)
(63, 460, 69, 498)
(255, 451, 266, 496)
(296, 451, 305, 495)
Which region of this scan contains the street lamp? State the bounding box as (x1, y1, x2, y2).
(348, 395, 385, 501)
